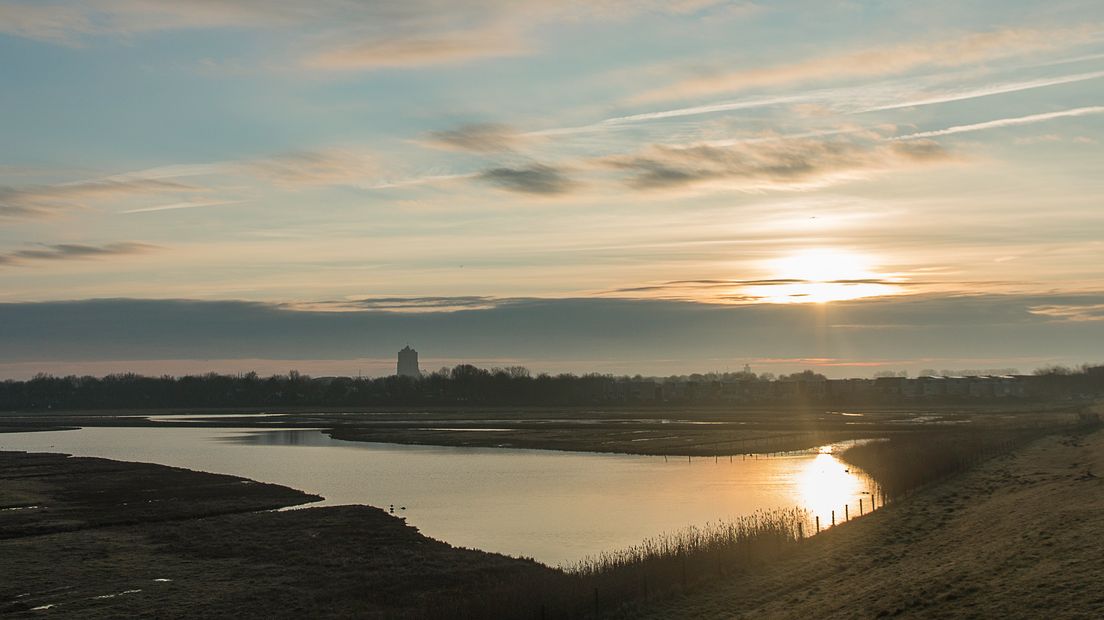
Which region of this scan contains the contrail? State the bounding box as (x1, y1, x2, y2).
(121, 199, 244, 214)
(361, 172, 476, 190)
(529, 70, 1104, 137)
(893, 106, 1104, 140)
(527, 94, 810, 137)
(863, 70, 1104, 112)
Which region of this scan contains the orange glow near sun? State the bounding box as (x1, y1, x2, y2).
(746, 248, 901, 304)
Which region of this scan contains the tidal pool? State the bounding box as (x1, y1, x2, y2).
(1, 427, 878, 566)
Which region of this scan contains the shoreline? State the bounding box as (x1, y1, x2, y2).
(4, 420, 1098, 617)
(0, 403, 1080, 457)
(633, 426, 1104, 618)
(0, 450, 549, 618)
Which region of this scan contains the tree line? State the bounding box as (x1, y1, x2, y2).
(0, 364, 1100, 411)
(0, 365, 796, 410)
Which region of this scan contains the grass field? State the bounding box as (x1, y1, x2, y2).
(631, 425, 1104, 618)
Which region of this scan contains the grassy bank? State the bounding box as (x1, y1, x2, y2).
(635, 425, 1104, 618)
(841, 412, 1098, 501)
(841, 429, 1043, 501)
(451, 417, 1091, 618)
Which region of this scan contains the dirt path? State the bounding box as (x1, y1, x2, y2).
(635, 428, 1104, 619)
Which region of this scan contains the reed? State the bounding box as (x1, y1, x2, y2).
(840, 428, 1052, 501)
(440, 509, 808, 619)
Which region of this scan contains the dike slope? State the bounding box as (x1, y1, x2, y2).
(634, 428, 1104, 619)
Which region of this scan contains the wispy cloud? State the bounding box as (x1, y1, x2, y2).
(862, 70, 1104, 112)
(423, 123, 528, 153)
(1, 178, 200, 219)
(1029, 303, 1104, 321)
(363, 173, 477, 190)
(477, 164, 576, 195)
(120, 199, 246, 214)
(304, 32, 529, 70)
(0, 0, 744, 69)
(634, 26, 1102, 102)
(240, 150, 376, 187)
(291, 295, 523, 312)
(0, 242, 158, 267)
(530, 70, 1104, 139)
(603, 136, 951, 191)
(894, 106, 1104, 140)
(0, 149, 385, 221)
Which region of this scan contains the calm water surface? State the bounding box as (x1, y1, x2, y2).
(0, 427, 877, 566)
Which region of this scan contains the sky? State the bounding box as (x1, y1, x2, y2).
(1, 0, 1103, 378)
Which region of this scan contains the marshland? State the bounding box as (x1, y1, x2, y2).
(2, 397, 1099, 617)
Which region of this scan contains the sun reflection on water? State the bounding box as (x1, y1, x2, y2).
(796, 449, 867, 529)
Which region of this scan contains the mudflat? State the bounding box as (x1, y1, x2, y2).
(633, 428, 1104, 618)
(1, 403, 1078, 456)
(0, 451, 549, 618)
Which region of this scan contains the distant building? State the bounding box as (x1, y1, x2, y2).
(397, 346, 420, 378)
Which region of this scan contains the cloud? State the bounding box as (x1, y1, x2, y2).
(0, 242, 158, 267)
(859, 70, 1104, 112)
(1013, 134, 1062, 145)
(604, 277, 912, 293)
(0, 1, 319, 43)
(0, 0, 297, 45)
(598, 277, 918, 305)
(1, 295, 1101, 377)
(477, 164, 576, 194)
(635, 26, 1102, 102)
(0, 149, 381, 221)
(390, 131, 952, 195)
(424, 123, 528, 153)
(1029, 303, 1104, 322)
(603, 136, 951, 191)
(0, 1, 743, 69)
(304, 32, 528, 70)
(0, 178, 200, 219)
(893, 106, 1104, 140)
(530, 69, 1104, 141)
(239, 150, 375, 187)
(293, 296, 523, 313)
(119, 199, 245, 214)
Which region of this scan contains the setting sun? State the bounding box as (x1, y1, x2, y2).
(746, 249, 902, 304)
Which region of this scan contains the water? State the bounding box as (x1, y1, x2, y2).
(0, 427, 878, 567)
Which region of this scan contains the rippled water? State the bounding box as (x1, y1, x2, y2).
(1, 427, 878, 566)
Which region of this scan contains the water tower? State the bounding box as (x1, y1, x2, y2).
(397, 346, 420, 378)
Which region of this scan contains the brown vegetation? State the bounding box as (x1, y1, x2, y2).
(0, 452, 549, 618)
(633, 426, 1104, 618)
(840, 428, 1049, 501)
(449, 510, 810, 619)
